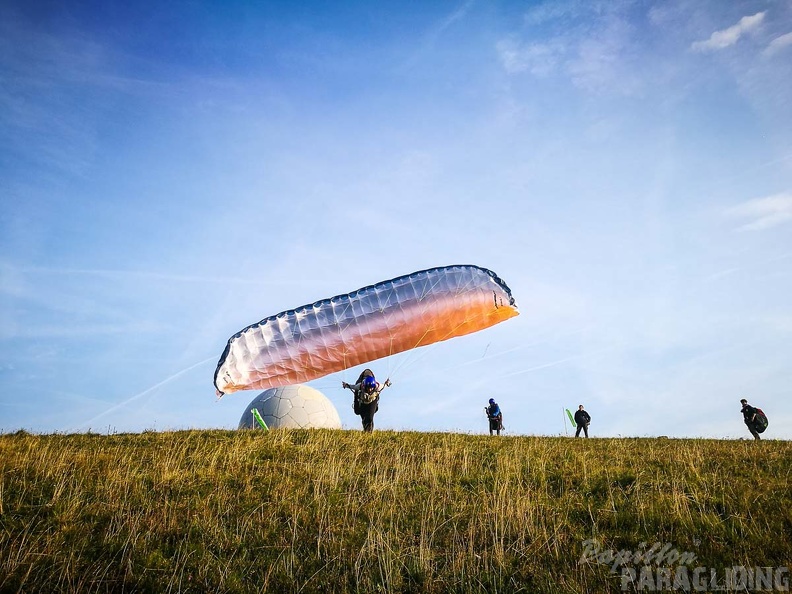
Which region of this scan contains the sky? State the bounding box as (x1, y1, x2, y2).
(1, 0, 791, 439)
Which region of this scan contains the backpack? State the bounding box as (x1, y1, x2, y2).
(754, 408, 769, 433)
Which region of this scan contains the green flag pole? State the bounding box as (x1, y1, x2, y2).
(566, 408, 576, 428)
(251, 408, 269, 431)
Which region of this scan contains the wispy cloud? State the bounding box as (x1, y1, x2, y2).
(496, 0, 656, 96)
(567, 17, 638, 94)
(764, 31, 792, 57)
(691, 11, 766, 52)
(496, 39, 564, 76)
(725, 192, 792, 231)
(522, 0, 583, 26)
(703, 268, 739, 283)
(72, 357, 216, 431)
(0, 321, 164, 341)
(434, 0, 475, 37)
(497, 15, 640, 94)
(9, 265, 294, 286)
(401, 0, 474, 71)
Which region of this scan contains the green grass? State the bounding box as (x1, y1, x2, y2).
(1, 429, 790, 593)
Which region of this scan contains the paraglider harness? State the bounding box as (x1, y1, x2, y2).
(742, 403, 769, 434)
(351, 369, 390, 415)
(485, 404, 504, 431)
(751, 407, 769, 434)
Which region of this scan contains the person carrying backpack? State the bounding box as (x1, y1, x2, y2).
(574, 405, 591, 438)
(740, 398, 767, 440)
(485, 398, 503, 436)
(342, 369, 390, 432)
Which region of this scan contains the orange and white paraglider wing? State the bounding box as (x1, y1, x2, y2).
(213, 265, 519, 395)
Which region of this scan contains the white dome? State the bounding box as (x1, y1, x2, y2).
(238, 384, 342, 430)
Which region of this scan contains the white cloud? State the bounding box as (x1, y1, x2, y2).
(567, 17, 639, 94)
(725, 192, 792, 231)
(691, 11, 766, 52)
(401, 0, 474, 71)
(764, 31, 792, 57)
(647, 3, 684, 27)
(522, 1, 580, 26)
(496, 39, 563, 76)
(435, 0, 474, 36)
(497, 16, 640, 94)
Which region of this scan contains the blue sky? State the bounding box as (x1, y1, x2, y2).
(1, 0, 791, 438)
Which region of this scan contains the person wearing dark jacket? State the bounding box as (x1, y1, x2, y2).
(740, 398, 761, 440)
(485, 398, 503, 436)
(574, 405, 591, 438)
(342, 369, 390, 432)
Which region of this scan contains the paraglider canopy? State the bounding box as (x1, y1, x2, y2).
(214, 265, 519, 395)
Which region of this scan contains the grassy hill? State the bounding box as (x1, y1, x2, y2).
(1, 429, 790, 593)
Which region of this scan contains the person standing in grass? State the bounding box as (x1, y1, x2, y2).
(574, 405, 591, 438)
(342, 369, 390, 432)
(485, 398, 503, 436)
(740, 398, 762, 441)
